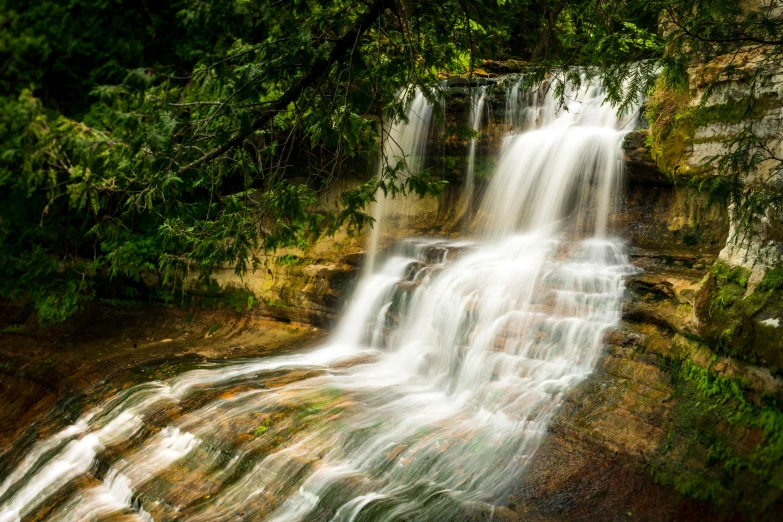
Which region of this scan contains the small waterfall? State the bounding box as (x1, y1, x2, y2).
(0, 76, 641, 522)
(480, 78, 634, 239)
(462, 85, 487, 214)
(505, 77, 522, 131)
(505, 76, 543, 134)
(364, 88, 433, 274)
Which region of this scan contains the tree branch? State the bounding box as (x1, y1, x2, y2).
(663, 7, 783, 47)
(175, 0, 390, 176)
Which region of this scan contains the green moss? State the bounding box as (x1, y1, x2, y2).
(184, 278, 256, 313)
(696, 94, 782, 127)
(692, 135, 730, 145)
(710, 260, 750, 287)
(276, 254, 302, 266)
(651, 358, 783, 511)
(709, 283, 744, 315)
(208, 322, 222, 334)
(254, 419, 271, 437)
(740, 291, 769, 317)
(220, 287, 256, 313)
(646, 76, 696, 179)
(698, 262, 783, 369)
(758, 266, 783, 292)
(98, 298, 144, 309)
(647, 75, 781, 184)
(264, 299, 289, 308)
(0, 324, 25, 333)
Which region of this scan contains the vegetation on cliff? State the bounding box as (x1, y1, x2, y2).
(652, 355, 783, 512)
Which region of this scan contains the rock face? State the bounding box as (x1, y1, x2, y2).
(674, 47, 783, 271)
(202, 181, 467, 326)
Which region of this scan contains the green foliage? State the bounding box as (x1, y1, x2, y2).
(3, 0, 780, 325)
(758, 266, 783, 292)
(2, 0, 529, 323)
(208, 322, 222, 335)
(0, 325, 25, 334)
(276, 254, 302, 267)
(221, 287, 256, 313)
(711, 260, 750, 288)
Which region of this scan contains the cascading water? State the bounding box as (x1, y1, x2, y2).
(479, 78, 631, 239)
(364, 88, 433, 275)
(505, 78, 522, 132)
(462, 85, 486, 213)
(0, 77, 639, 522)
(505, 76, 541, 134)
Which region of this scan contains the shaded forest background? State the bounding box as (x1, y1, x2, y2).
(1, 0, 780, 323)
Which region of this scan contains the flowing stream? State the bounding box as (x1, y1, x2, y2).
(0, 78, 639, 521)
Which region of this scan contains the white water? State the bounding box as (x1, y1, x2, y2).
(364, 88, 434, 274)
(505, 76, 544, 135)
(462, 85, 487, 213)
(0, 77, 639, 521)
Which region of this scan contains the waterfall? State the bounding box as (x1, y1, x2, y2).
(364, 88, 433, 275)
(505, 77, 522, 131)
(462, 85, 486, 214)
(0, 77, 640, 522)
(480, 79, 633, 239)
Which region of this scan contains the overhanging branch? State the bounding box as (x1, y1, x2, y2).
(175, 0, 391, 176)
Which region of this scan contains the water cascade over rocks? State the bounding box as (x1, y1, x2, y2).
(0, 77, 639, 522)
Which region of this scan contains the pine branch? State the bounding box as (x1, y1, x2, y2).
(175, 0, 391, 176)
(664, 7, 783, 47)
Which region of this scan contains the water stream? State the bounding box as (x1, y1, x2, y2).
(0, 77, 639, 522)
(462, 85, 487, 213)
(364, 88, 434, 275)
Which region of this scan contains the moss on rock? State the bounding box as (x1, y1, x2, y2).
(696, 261, 783, 372)
(649, 356, 783, 513)
(645, 75, 697, 180)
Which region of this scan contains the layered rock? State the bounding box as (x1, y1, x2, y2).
(656, 47, 783, 272)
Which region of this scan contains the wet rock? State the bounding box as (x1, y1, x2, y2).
(624, 130, 672, 187)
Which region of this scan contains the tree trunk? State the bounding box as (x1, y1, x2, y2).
(531, 0, 567, 61)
